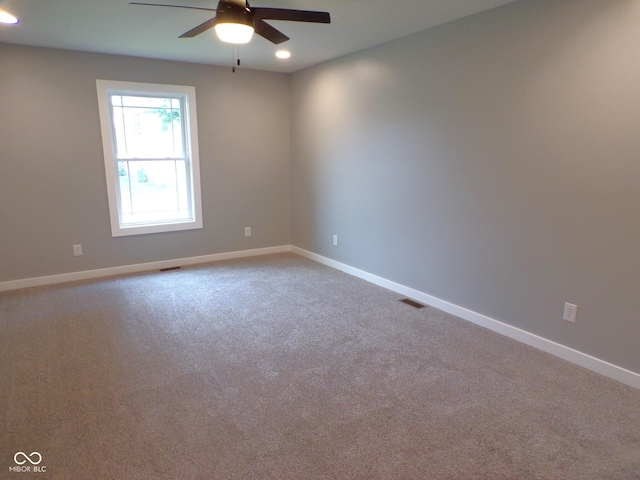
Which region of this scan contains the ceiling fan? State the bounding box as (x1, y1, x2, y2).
(130, 0, 331, 45)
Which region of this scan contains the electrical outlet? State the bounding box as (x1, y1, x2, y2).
(333, 234, 338, 247)
(245, 227, 251, 237)
(563, 302, 577, 323)
(73, 244, 83, 257)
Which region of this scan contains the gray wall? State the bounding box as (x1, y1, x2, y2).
(291, 0, 640, 373)
(0, 45, 291, 282)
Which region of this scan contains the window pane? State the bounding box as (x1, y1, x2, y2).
(118, 161, 133, 215)
(111, 95, 184, 159)
(119, 160, 190, 225)
(120, 96, 171, 108)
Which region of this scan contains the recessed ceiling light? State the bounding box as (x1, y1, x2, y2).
(0, 10, 19, 24)
(276, 50, 291, 59)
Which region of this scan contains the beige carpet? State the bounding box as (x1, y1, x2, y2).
(1, 253, 639, 479)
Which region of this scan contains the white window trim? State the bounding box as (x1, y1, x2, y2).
(96, 79, 203, 237)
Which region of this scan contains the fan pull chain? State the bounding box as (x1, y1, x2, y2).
(232, 45, 241, 73)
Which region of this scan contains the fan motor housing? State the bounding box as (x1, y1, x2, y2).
(215, 1, 254, 27)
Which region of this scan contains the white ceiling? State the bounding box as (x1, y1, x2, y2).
(0, 0, 517, 73)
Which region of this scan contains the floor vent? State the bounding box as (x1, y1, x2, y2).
(400, 298, 425, 309)
(160, 266, 181, 272)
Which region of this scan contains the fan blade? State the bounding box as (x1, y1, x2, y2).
(253, 8, 330, 24)
(129, 2, 218, 12)
(253, 18, 289, 44)
(179, 17, 217, 38)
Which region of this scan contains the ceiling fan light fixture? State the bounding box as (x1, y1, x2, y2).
(214, 6, 254, 44)
(215, 22, 254, 44)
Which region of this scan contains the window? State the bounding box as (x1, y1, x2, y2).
(96, 80, 202, 236)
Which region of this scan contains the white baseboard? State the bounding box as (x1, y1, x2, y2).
(4, 244, 639, 390)
(292, 246, 640, 391)
(0, 245, 292, 292)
